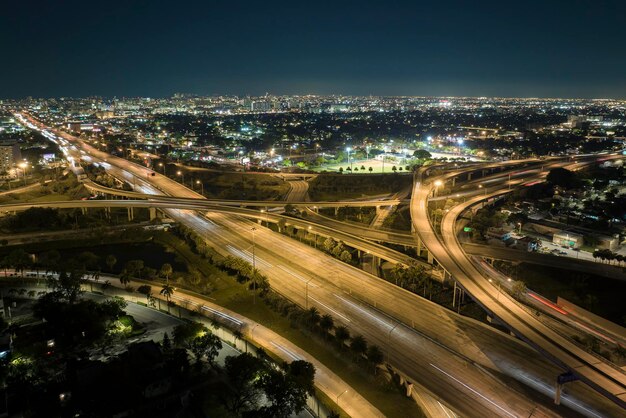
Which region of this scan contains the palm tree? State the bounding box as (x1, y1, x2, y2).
(90, 270, 100, 292)
(105, 254, 117, 272)
(119, 269, 131, 286)
(160, 263, 173, 282)
(101, 280, 111, 295)
(306, 307, 321, 329)
(350, 335, 368, 361)
(319, 314, 334, 337)
(334, 326, 350, 349)
(366, 345, 384, 371)
(160, 283, 175, 313)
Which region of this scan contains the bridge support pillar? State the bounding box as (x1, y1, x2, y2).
(105, 207, 111, 220)
(127, 207, 134, 221)
(149, 207, 157, 220)
(555, 372, 578, 405)
(81, 207, 87, 215)
(555, 384, 563, 405)
(334, 207, 339, 216)
(481, 169, 487, 177)
(405, 382, 413, 397)
(451, 177, 456, 187)
(427, 251, 434, 265)
(467, 172, 472, 181)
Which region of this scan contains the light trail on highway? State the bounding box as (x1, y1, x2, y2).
(15, 112, 626, 417)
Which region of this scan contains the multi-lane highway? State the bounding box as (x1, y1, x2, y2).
(411, 157, 626, 409)
(14, 112, 626, 417)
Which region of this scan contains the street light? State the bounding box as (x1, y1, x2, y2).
(18, 162, 28, 186)
(305, 278, 314, 309)
(345, 147, 352, 172)
(158, 162, 166, 176)
(251, 227, 257, 305)
(337, 390, 348, 406)
(433, 179, 442, 197)
(307, 226, 317, 248)
(196, 179, 204, 196)
(177, 170, 184, 186)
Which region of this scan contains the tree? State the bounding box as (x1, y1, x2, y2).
(173, 322, 206, 347)
(368, 166, 373, 173)
(350, 335, 368, 360)
(334, 326, 350, 348)
(6, 249, 31, 276)
(40, 250, 61, 274)
(222, 353, 265, 415)
(78, 251, 100, 271)
(331, 242, 345, 258)
(511, 280, 527, 298)
(339, 250, 352, 263)
(413, 149, 432, 159)
(191, 332, 222, 365)
(160, 283, 175, 312)
(160, 263, 173, 282)
(119, 269, 132, 286)
(286, 360, 316, 396)
(305, 307, 321, 328)
(125, 259, 144, 279)
(162, 332, 172, 351)
(46, 261, 85, 304)
(319, 314, 334, 336)
(547, 167, 578, 189)
(338, 167, 343, 174)
(323, 237, 336, 253)
(105, 254, 117, 272)
(256, 363, 312, 418)
(366, 345, 384, 368)
(392, 165, 397, 172)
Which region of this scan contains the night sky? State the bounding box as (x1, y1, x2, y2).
(1, 0, 625, 99)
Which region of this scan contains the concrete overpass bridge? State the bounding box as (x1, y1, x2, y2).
(410, 154, 626, 409)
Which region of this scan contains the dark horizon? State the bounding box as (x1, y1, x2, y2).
(2, 0, 626, 99)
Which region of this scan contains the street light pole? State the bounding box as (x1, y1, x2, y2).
(305, 278, 313, 309)
(337, 390, 348, 406)
(387, 322, 399, 362)
(251, 227, 257, 305)
(196, 180, 204, 196)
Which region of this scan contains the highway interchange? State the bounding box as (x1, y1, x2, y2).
(10, 113, 626, 417)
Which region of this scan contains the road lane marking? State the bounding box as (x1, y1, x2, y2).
(226, 245, 273, 268)
(276, 265, 318, 287)
(201, 305, 244, 326)
(518, 375, 602, 418)
(308, 296, 351, 322)
(334, 294, 391, 328)
(271, 341, 301, 361)
(429, 363, 516, 418)
(437, 401, 456, 418)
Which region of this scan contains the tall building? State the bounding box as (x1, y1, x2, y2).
(0, 140, 21, 174)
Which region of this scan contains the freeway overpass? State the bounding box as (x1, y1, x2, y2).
(411, 155, 626, 408)
(83, 180, 400, 208)
(16, 111, 626, 417)
(0, 198, 433, 279)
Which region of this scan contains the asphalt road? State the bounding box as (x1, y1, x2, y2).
(411, 157, 626, 410)
(16, 114, 626, 417)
